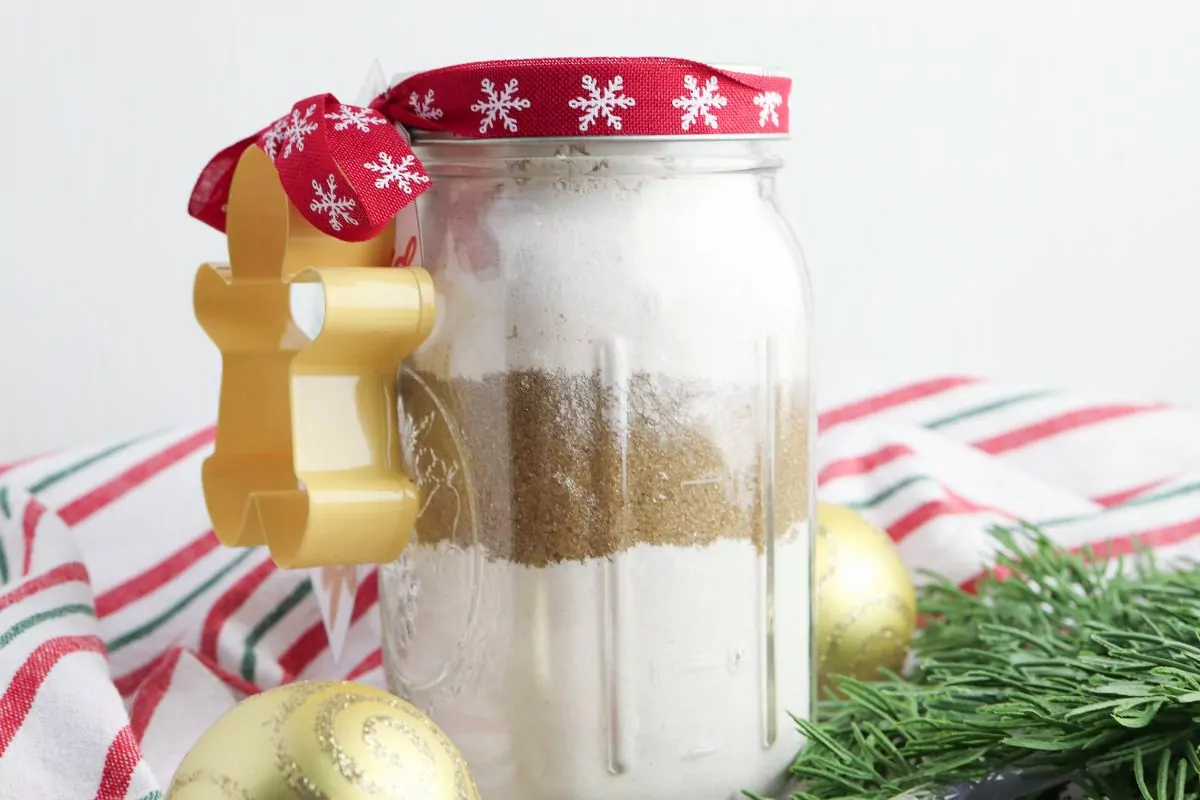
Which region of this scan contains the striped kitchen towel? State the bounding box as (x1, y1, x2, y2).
(1, 374, 1198, 798)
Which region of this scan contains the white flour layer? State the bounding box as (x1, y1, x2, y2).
(380, 535, 811, 800)
(407, 154, 810, 384)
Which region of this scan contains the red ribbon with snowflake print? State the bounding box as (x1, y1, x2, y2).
(189, 58, 792, 241)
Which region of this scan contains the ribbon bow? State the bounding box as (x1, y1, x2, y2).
(188, 93, 429, 242)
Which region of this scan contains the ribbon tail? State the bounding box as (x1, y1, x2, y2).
(189, 134, 260, 233)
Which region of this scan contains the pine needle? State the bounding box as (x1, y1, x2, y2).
(775, 525, 1200, 800)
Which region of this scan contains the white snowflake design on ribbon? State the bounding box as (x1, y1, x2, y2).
(263, 104, 318, 161)
(310, 174, 358, 232)
(408, 89, 444, 121)
(753, 91, 784, 128)
(324, 104, 387, 133)
(364, 151, 431, 195)
(672, 75, 729, 131)
(470, 78, 531, 134)
(568, 75, 636, 132)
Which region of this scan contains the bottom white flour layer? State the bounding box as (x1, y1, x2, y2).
(381, 536, 811, 800)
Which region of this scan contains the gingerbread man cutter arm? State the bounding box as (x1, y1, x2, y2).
(195, 146, 435, 568)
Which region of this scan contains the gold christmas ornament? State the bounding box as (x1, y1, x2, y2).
(165, 680, 479, 800)
(815, 503, 917, 688)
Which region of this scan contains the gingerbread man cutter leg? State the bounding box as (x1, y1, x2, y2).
(194, 146, 435, 568)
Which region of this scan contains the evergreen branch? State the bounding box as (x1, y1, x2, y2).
(775, 526, 1200, 800)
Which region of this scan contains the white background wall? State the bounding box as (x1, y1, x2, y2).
(2, 2, 1199, 458)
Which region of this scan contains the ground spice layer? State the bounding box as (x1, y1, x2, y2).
(400, 368, 810, 566)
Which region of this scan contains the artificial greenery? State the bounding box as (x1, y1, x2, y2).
(780, 525, 1200, 800)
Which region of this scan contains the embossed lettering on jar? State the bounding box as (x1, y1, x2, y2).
(380, 66, 814, 800)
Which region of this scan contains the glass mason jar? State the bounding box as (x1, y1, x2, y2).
(379, 131, 815, 799)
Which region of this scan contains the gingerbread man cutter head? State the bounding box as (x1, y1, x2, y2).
(194, 146, 435, 568)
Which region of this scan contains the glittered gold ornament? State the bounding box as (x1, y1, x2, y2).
(815, 503, 917, 688)
(165, 680, 479, 800)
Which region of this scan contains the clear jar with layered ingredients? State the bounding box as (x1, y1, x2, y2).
(378, 59, 814, 800)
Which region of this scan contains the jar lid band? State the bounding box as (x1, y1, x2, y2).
(188, 57, 792, 242)
(379, 57, 791, 138)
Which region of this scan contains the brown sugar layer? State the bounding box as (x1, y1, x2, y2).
(399, 368, 809, 567)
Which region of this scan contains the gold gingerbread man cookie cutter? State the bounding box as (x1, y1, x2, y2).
(194, 146, 435, 568)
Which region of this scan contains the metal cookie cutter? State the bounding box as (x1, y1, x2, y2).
(194, 146, 435, 568)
